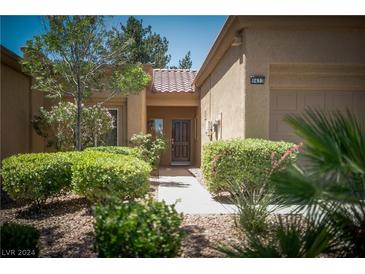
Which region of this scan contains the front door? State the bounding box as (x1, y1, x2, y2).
(171, 120, 191, 162)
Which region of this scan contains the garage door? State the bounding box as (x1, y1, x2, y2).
(269, 64, 365, 143)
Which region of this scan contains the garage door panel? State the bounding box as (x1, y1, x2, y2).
(353, 92, 365, 112)
(270, 113, 296, 136)
(270, 91, 297, 111)
(270, 90, 365, 142)
(297, 91, 325, 111)
(325, 91, 354, 111)
(270, 64, 365, 143)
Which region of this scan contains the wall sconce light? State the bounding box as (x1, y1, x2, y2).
(231, 33, 242, 47)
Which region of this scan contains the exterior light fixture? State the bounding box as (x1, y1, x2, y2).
(231, 33, 242, 47)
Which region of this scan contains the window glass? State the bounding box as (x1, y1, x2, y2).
(147, 119, 163, 138)
(105, 109, 118, 146)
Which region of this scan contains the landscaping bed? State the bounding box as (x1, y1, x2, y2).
(0, 194, 96, 258)
(181, 214, 243, 257)
(1, 195, 243, 257)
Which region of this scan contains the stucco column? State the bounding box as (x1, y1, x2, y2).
(127, 89, 147, 140)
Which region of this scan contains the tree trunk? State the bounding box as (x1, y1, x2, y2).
(75, 76, 82, 151)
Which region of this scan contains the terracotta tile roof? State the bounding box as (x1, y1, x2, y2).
(152, 69, 197, 93)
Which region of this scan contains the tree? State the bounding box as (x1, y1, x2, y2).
(22, 16, 150, 150)
(111, 16, 171, 68)
(178, 51, 192, 69)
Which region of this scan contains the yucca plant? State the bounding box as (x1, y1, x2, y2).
(219, 109, 365, 257)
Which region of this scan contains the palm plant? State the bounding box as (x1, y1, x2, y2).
(219, 109, 365, 257)
(272, 109, 365, 257)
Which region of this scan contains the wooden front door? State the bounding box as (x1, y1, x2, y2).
(171, 120, 191, 161)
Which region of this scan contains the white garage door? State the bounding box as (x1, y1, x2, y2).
(269, 64, 365, 143)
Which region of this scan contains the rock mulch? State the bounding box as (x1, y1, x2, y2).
(181, 214, 243, 257)
(1, 177, 244, 258)
(188, 167, 206, 188)
(0, 194, 96, 258)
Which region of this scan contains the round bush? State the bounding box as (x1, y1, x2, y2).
(1, 152, 74, 203)
(94, 199, 184, 258)
(202, 138, 298, 193)
(0, 222, 40, 258)
(72, 151, 151, 202)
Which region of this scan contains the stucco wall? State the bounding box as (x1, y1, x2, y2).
(200, 35, 246, 146)
(1, 63, 33, 160)
(244, 28, 365, 139)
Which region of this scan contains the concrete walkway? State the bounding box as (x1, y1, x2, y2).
(152, 167, 306, 215)
(152, 167, 236, 214)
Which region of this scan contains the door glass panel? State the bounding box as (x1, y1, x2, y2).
(147, 119, 164, 138)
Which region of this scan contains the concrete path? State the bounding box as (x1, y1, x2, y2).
(152, 167, 237, 214)
(152, 167, 309, 215)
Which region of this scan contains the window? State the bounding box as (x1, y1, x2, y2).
(105, 109, 118, 146)
(147, 119, 163, 138)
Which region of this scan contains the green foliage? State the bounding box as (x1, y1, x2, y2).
(129, 133, 166, 169)
(0, 223, 40, 258)
(72, 151, 151, 203)
(22, 16, 150, 150)
(227, 181, 274, 236)
(202, 138, 297, 193)
(94, 199, 184, 257)
(179, 51, 193, 69)
(110, 64, 151, 95)
(33, 102, 114, 150)
(220, 109, 365, 258)
(1, 152, 74, 203)
(219, 214, 337, 258)
(84, 146, 139, 157)
(111, 16, 171, 68)
(271, 109, 365, 257)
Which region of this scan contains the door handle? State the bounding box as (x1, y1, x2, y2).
(170, 138, 174, 145)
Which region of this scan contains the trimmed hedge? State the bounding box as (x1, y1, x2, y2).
(1, 152, 75, 203)
(94, 199, 184, 257)
(84, 146, 140, 157)
(0, 222, 40, 258)
(202, 138, 298, 193)
(72, 151, 151, 202)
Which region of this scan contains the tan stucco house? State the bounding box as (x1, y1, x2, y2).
(1, 16, 365, 166)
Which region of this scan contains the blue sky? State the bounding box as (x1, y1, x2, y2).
(0, 15, 227, 69)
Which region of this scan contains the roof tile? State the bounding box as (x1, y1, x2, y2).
(152, 69, 197, 93)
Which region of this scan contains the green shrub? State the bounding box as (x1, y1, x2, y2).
(0, 222, 40, 258)
(94, 199, 184, 257)
(72, 151, 151, 202)
(129, 133, 166, 169)
(1, 152, 75, 203)
(84, 146, 140, 157)
(202, 138, 298, 193)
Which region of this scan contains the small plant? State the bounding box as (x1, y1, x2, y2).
(72, 151, 151, 203)
(129, 133, 166, 169)
(0, 223, 40, 258)
(218, 214, 336, 258)
(1, 152, 74, 204)
(94, 199, 184, 258)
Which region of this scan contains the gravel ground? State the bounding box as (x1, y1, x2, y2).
(181, 214, 243, 257)
(1, 177, 243, 258)
(0, 194, 96, 258)
(188, 168, 206, 189)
